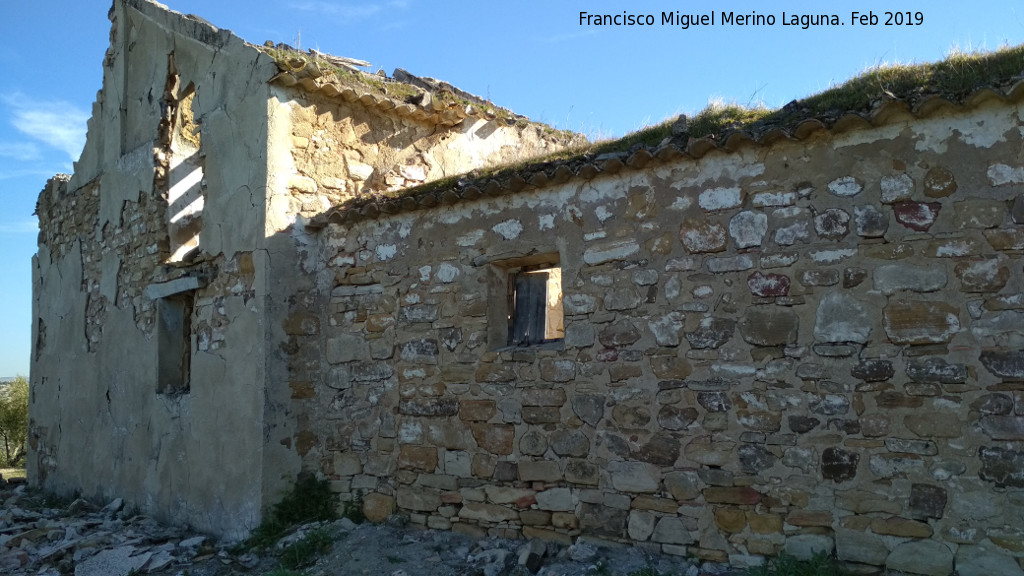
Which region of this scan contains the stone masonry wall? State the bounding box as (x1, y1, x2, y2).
(301, 99, 1024, 575)
(261, 85, 585, 493)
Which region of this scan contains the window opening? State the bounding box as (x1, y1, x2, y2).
(508, 264, 563, 346)
(157, 293, 193, 394)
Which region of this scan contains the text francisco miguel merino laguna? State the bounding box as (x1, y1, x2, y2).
(579, 11, 924, 29)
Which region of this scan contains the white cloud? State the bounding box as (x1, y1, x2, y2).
(0, 218, 38, 234)
(3, 93, 88, 162)
(288, 1, 384, 19)
(287, 0, 411, 21)
(0, 141, 41, 162)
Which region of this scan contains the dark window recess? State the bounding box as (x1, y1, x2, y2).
(157, 294, 193, 394)
(508, 266, 563, 346)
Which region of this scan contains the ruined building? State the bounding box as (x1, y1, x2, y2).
(30, 0, 1024, 573)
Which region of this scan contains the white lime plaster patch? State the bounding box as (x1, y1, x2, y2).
(699, 187, 743, 211)
(811, 249, 857, 263)
(492, 219, 524, 240)
(436, 263, 459, 283)
(375, 244, 397, 261)
(456, 229, 485, 246)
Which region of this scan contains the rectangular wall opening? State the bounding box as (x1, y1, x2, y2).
(157, 294, 193, 394)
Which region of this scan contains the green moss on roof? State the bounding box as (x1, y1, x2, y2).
(584, 44, 1024, 156)
(316, 44, 1024, 222)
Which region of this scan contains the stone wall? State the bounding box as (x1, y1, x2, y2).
(302, 98, 1024, 574)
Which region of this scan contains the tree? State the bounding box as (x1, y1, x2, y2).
(0, 376, 29, 467)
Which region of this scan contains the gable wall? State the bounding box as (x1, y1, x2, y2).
(30, 0, 277, 539)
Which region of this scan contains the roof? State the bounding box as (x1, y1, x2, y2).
(306, 45, 1024, 230)
(308, 83, 1024, 229)
(262, 45, 568, 132)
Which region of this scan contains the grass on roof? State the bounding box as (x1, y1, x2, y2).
(587, 43, 1024, 156)
(336, 44, 1024, 209)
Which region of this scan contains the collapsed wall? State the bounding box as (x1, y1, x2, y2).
(297, 91, 1024, 573)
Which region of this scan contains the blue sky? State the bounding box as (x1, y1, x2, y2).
(1, 1, 1023, 376)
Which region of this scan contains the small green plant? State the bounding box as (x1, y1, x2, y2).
(279, 528, 333, 570)
(342, 489, 366, 524)
(385, 555, 406, 564)
(741, 551, 851, 576)
(241, 475, 339, 551)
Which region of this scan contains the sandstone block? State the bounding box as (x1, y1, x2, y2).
(894, 201, 940, 231)
(703, 487, 760, 505)
(815, 291, 872, 344)
(362, 493, 396, 523)
(578, 502, 628, 537)
(518, 460, 562, 482)
(873, 264, 947, 294)
(680, 219, 727, 253)
(608, 461, 660, 493)
(459, 400, 496, 422)
(598, 320, 642, 348)
(471, 424, 515, 455)
(549, 429, 590, 458)
(956, 545, 1024, 576)
(729, 210, 769, 248)
(822, 447, 859, 482)
(652, 517, 695, 545)
(740, 307, 799, 346)
(571, 394, 605, 427)
(459, 502, 518, 522)
(814, 208, 851, 239)
(905, 414, 962, 438)
(885, 539, 953, 576)
(923, 166, 957, 197)
(871, 516, 933, 538)
(685, 317, 735, 349)
(980, 349, 1024, 380)
(397, 487, 442, 511)
(747, 271, 790, 297)
(854, 204, 888, 237)
(628, 510, 656, 541)
(785, 534, 834, 560)
(398, 445, 437, 471)
(883, 300, 960, 345)
(665, 470, 703, 501)
(835, 529, 888, 566)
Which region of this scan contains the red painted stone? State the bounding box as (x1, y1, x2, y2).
(747, 271, 791, 297)
(894, 202, 941, 231)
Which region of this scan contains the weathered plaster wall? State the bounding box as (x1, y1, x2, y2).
(305, 100, 1024, 573)
(30, 0, 276, 538)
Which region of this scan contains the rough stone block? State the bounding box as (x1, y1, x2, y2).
(956, 545, 1024, 576)
(740, 307, 799, 346)
(822, 447, 859, 482)
(471, 424, 515, 455)
(883, 300, 960, 345)
(785, 534, 835, 560)
(518, 460, 562, 482)
(885, 539, 953, 576)
(814, 292, 871, 343)
(835, 529, 888, 566)
(680, 219, 727, 253)
(730, 210, 769, 248)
